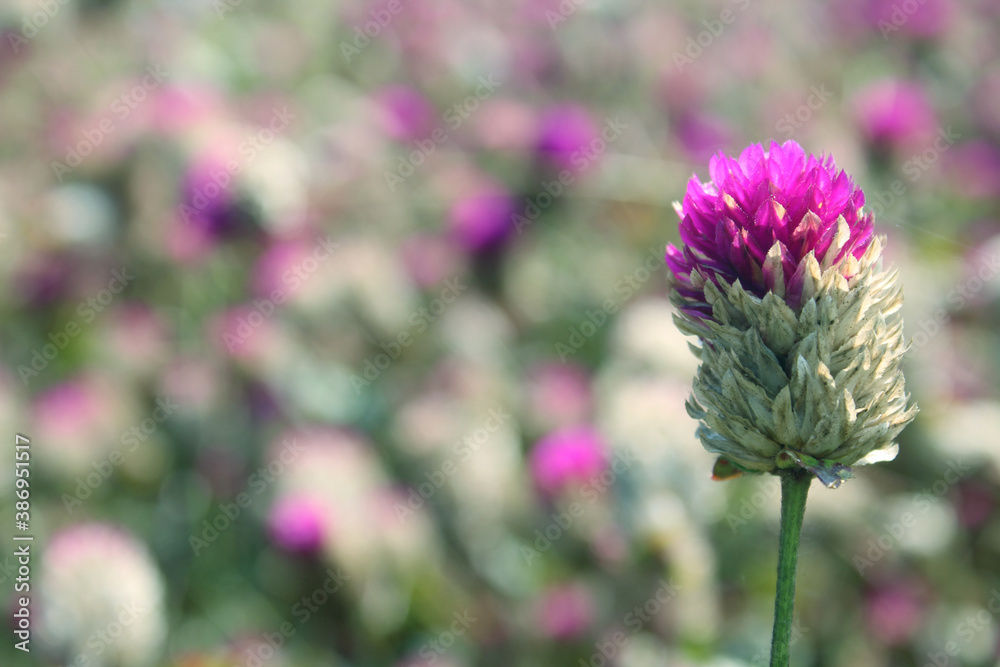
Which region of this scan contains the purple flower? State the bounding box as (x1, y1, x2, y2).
(535, 104, 598, 170)
(447, 185, 517, 252)
(665, 140, 874, 316)
(179, 157, 244, 240)
(529, 426, 608, 496)
(852, 79, 937, 149)
(374, 84, 435, 142)
(14, 252, 74, 305)
(674, 110, 735, 163)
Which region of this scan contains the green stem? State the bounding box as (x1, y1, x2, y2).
(769, 471, 811, 667)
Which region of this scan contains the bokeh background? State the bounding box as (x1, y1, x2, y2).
(1, 0, 999, 665)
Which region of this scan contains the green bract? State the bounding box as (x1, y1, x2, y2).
(673, 233, 917, 487)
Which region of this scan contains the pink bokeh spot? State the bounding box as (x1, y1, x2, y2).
(252, 237, 316, 299)
(209, 306, 278, 361)
(529, 426, 609, 496)
(865, 582, 925, 645)
(535, 584, 594, 641)
(268, 495, 327, 553)
(375, 84, 435, 142)
(526, 362, 593, 428)
(401, 234, 463, 288)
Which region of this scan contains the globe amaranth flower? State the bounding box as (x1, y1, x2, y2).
(666, 140, 917, 487)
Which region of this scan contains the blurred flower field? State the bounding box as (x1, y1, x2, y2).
(0, 0, 999, 665)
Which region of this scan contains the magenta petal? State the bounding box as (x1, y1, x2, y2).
(786, 257, 810, 308)
(665, 141, 876, 312)
(729, 233, 751, 277)
(738, 144, 766, 175)
(792, 211, 822, 250)
(740, 228, 768, 265)
(814, 214, 843, 260)
(778, 240, 796, 277)
(665, 244, 691, 278)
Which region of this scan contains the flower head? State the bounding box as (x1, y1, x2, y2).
(666, 141, 916, 485)
(666, 140, 874, 316)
